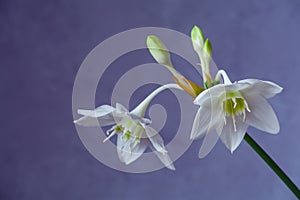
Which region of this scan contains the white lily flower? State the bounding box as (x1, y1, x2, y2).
(191, 70, 283, 157)
(74, 84, 182, 170)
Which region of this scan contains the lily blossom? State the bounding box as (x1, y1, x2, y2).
(74, 84, 182, 170)
(191, 70, 283, 157)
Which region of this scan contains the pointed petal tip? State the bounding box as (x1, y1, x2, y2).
(198, 150, 208, 159)
(190, 133, 200, 140)
(167, 164, 176, 171)
(267, 126, 280, 134)
(229, 142, 240, 154)
(155, 147, 167, 154)
(124, 160, 132, 165)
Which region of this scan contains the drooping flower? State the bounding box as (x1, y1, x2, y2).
(74, 84, 182, 170)
(191, 70, 283, 157)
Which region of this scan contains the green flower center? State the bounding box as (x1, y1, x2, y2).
(221, 91, 251, 131)
(116, 120, 143, 143)
(223, 97, 246, 116)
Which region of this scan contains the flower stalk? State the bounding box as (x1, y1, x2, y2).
(244, 133, 300, 198)
(131, 83, 182, 117)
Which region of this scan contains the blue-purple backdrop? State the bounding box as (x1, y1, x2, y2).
(1, 0, 299, 199)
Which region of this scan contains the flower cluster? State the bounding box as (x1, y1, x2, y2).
(74, 26, 282, 170)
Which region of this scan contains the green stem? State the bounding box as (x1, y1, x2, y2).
(244, 133, 300, 198)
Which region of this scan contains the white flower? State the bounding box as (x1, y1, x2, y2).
(191, 70, 283, 157)
(74, 84, 182, 170)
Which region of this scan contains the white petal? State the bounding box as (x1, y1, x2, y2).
(194, 83, 250, 106)
(239, 79, 283, 99)
(117, 134, 147, 165)
(76, 105, 117, 127)
(144, 126, 167, 153)
(194, 88, 211, 105)
(129, 114, 152, 125)
(190, 107, 210, 140)
(149, 144, 175, 170)
(140, 117, 152, 125)
(194, 84, 223, 106)
(116, 103, 129, 113)
(244, 94, 280, 134)
(220, 116, 248, 153)
(73, 116, 100, 127)
(198, 128, 221, 158)
(197, 99, 225, 158)
(97, 115, 118, 127)
(78, 105, 115, 117)
(112, 111, 129, 125)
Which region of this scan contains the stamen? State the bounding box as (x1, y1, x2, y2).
(106, 126, 115, 135)
(242, 110, 246, 122)
(103, 131, 116, 143)
(244, 100, 251, 112)
(232, 98, 237, 108)
(232, 115, 237, 132)
(223, 114, 227, 125)
(129, 143, 133, 155)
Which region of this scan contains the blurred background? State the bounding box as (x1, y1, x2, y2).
(1, 0, 299, 199)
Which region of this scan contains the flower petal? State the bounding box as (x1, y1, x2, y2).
(144, 126, 167, 153)
(239, 79, 283, 99)
(194, 84, 222, 106)
(130, 114, 152, 125)
(77, 105, 115, 117)
(220, 116, 248, 153)
(73, 116, 101, 127)
(116, 103, 129, 113)
(75, 105, 116, 127)
(149, 143, 175, 170)
(244, 94, 280, 134)
(191, 106, 211, 140)
(194, 83, 248, 106)
(196, 98, 225, 158)
(198, 128, 221, 158)
(117, 134, 147, 165)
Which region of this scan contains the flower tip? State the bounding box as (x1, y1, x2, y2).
(156, 147, 167, 154)
(168, 164, 176, 171)
(146, 35, 156, 43)
(191, 25, 205, 48)
(229, 145, 238, 154)
(146, 35, 165, 50)
(198, 152, 206, 159)
(269, 126, 280, 134)
(146, 35, 172, 67)
(190, 133, 198, 140)
(204, 38, 212, 57)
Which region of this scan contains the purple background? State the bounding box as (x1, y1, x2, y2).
(1, 0, 299, 199)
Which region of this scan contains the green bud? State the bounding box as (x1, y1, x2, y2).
(203, 38, 212, 58)
(146, 35, 172, 67)
(191, 25, 205, 51)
